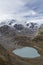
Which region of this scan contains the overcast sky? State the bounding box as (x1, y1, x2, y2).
(0, 0, 43, 23)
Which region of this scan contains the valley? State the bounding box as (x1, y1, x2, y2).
(0, 23, 43, 65)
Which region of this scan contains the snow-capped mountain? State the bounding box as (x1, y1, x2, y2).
(0, 19, 39, 28)
(0, 19, 40, 38)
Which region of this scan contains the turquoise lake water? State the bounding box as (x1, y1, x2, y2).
(13, 47, 40, 58)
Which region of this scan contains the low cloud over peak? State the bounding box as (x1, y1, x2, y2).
(0, 0, 43, 23)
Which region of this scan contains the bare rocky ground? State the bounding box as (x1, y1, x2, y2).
(0, 24, 43, 65)
(0, 34, 43, 65)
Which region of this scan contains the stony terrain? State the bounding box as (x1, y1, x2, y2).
(0, 24, 43, 65)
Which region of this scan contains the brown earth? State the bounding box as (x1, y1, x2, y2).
(0, 24, 43, 65)
(0, 34, 43, 65)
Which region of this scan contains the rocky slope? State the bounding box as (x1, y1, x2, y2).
(0, 23, 43, 65)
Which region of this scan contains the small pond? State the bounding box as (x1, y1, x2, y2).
(13, 47, 40, 58)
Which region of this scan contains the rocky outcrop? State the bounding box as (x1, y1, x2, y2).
(14, 24, 24, 30)
(33, 24, 43, 41)
(0, 25, 16, 36)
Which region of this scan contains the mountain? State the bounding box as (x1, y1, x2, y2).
(33, 24, 43, 42)
(0, 19, 39, 38)
(0, 23, 43, 65)
(0, 19, 39, 28)
(14, 24, 24, 30)
(0, 25, 16, 36)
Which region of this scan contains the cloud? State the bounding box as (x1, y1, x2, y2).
(0, 0, 24, 14)
(0, 0, 43, 23)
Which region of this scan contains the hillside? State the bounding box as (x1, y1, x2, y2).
(0, 24, 43, 65)
(33, 24, 43, 42)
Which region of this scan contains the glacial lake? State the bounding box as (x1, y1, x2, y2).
(13, 47, 40, 58)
